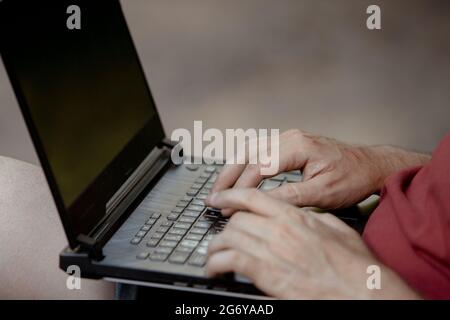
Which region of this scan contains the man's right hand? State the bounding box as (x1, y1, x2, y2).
(208, 129, 431, 213)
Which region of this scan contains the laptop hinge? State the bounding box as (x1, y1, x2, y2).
(78, 140, 179, 260)
(77, 234, 104, 260)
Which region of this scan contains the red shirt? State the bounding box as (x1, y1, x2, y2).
(363, 132, 450, 299)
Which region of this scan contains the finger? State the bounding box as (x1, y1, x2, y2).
(220, 207, 235, 216)
(231, 137, 297, 190)
(205, 249, 261, 280)
(210, 163, 246, 194)
(206, 188, 293, 218)
(225, 211, 274, 240)
(207, 227, 268, 261)
(210, 136, 262, 192)
(232, 163, 265, 190)
(267, 177, 327, 207)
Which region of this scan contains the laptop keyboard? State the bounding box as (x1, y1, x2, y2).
(130, 165, 301, 267)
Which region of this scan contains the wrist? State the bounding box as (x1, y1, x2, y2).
(358, 145, 431, 193)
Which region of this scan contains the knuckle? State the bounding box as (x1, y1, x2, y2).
(285, 128, 303, 139)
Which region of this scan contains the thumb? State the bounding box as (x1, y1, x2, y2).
(267, 178, 323, 207)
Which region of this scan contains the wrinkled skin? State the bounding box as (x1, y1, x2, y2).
(205, 189, 420, 299)
(205, 130, 430, 299)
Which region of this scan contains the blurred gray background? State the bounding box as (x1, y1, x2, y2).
(1, 0, 449, 165)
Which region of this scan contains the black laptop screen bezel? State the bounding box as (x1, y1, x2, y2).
(0, 0, 166, 249)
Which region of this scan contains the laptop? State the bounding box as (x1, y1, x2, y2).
(1, 0, 363, 298)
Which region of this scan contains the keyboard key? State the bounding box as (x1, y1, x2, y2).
(179, 216, 196, 223)
(191, 199, 204, 206)
(200, 173, 211, 179)
(175, 246, 195, 253)
(216, 219, 228, 225)
(164, 234, 183, 242)
(182, 195, 193, 202)
(285, 170, 302, 182)
(161, 221, 173, 227)
(204, 234, 214, 241)
(190, 227, 208, 235)
(260, 180, 281, 191)
(195, 177, 208, 184)
(147, 239, 160, 247)
(145, 218, 157, 225)
(185, 164, 200, 171)
(202, 187, 211, 194)
(169, 228, 187, 236)
(185, 233, 203, 241)
(151, 232, 165, 239)
(195, 221, 213, 229)
(198, 217, 216, 224)
(187, 204, 205, 212)
(180, 240, 200, 248)
(188, 253, 207, 267)
(208, 174, 218, 183)
(141, 225, 151, 232)
(169, 251, 190, 264)
(196, 194, 207, 200)
(176, 201, 188, 208)
(172, 207, 184, 214)
(208, 228, 220, 235)
(186, 189, 200, 197)
(195, 246, 208, 255)
(136, 252, 149, 260)
(156, 226, 170, 233)
(205, 182, 214, 188)
(150, 252, 169, 261)
(174, 222, 192, 229)
(183, 211, 201, 219)
(203, 211, 221, 218)
(151, 213, 161, 219)
(159, 240, 178, 248)
(155, 247, 173, 255)
(199, 240, 209, 247)
(191, 183, 204, 189)
(205, 166, 216, 173)
(212, 226, 223, 233)
(136, 231, 147, 238)
(130, 237, 141, 244)
(167, 213, 180, 220)
(270, 175, 285, 182)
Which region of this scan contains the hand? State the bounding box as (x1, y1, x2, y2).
(205, 189, 420, 299)
(211, 129, 430, 210)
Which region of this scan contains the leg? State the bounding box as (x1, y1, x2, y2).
(0, 156, 115, 299)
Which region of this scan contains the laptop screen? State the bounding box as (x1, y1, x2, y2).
(1, 0, 165, 246)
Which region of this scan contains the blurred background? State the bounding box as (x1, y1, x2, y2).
(1, 0, 450, 165)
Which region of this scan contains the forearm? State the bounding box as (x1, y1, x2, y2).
(366, 265, 423, 300)
(363, 145, 431, 192)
